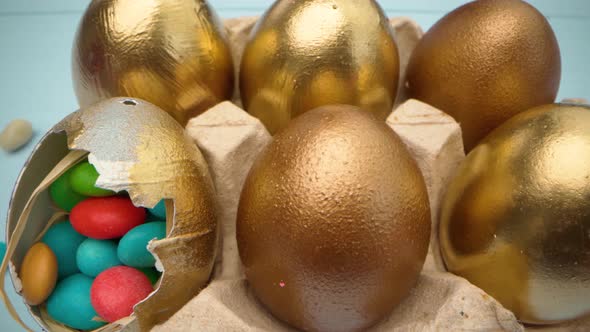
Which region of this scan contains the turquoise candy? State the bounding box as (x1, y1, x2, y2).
(117, 222, 166, 268)
(42, 221, 87, 279)
(0, 242, 5, 262)
(77, 239, 121, 277)
(47, 274, 106, 330)
(148, 200, 167, 220)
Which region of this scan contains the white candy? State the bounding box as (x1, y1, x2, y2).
(0, 119, 33, 152)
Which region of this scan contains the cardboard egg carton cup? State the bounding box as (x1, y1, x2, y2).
(149, 16, 590, 332)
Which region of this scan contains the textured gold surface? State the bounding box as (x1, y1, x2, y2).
(73, 0, 234, 126)
(240, 0, 399, 134)
(406, 0, 561, 151)
(440, 104, 590, 324)
(237, 105, 430, 332)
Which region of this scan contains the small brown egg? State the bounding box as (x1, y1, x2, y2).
(20, 243, 58, 305)
(406, 0, 561, 151)
(237, 105, 431, 331)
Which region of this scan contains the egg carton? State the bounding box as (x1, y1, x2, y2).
(151, 16, 588, 332)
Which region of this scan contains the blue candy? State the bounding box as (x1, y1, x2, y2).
(147, 200, 167, 220)
(42, 221, 87, 278)
(76, 239, 121, 277)
(47, 274, 106, 330)
(117, 222, 166, 267)
(0, 242, 6, 262)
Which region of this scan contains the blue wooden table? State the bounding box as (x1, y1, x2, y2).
(1, 1, 589, 330)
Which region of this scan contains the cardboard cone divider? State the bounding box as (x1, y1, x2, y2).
(2, 98, 218, 332)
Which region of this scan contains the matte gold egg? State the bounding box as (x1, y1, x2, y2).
(406, 0, 561, 151)
(240, 0, 400, 134)
(72, 0, 234, 126)
(440, 104, 590, 324)
(20, 243, 58, 306)
(237, 105, 430, 331)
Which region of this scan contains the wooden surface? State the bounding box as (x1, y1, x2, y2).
(0, 1, 589, 330)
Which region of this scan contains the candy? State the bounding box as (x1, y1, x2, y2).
(91, 266, 153, 323)
(49, 168, 88, 212)
(47, 274, 106, 330)
(70, 161, 116, 197)
(20, 243, 58, 305)
(76, 239, 121, 277)
(148, 200, 167, 220)
(117, 222, 166, 267)
(0, 241, 6, 262)
(0, 119, 33, 152)
(71, 196, 146, 239)
(42, 221, 87, 279)
(138, 267, 161, 285)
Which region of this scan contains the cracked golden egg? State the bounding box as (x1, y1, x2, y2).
(440, 103, 590, 324)
(72, 0, 234, 126)
(237, 105, 430, 332)
(240, 0, 400, 134)
(407, 0, 561, 151)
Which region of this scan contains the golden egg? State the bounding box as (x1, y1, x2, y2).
(240, 0, 400, 134)
(406, 0, 561, 151)
(237, 105, 430, 331)
(440, 104, 590, 324)
(20, 243, 58, 306)
(72, 0, 234, 126)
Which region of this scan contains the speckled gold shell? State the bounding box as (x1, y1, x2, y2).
(440, 104, 590, 324)
(406, 0, 561, 151)
(72, 0, 234, 126)
(237, 105, 430, 332)
(7, 98, 217, 331)
(240, 0, 400, 134)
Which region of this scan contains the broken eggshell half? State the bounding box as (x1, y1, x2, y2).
(3, 97, 218, 331)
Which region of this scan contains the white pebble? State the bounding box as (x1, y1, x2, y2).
(561, 98, 589, 105)
(0, 119, 33, 152)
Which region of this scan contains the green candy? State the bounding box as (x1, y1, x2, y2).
(138, 267, 161, 285)
(49, 168, 88, 212)
(70, 161, 115, 197)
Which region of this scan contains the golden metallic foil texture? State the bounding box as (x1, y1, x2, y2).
(440, 104, 590, 324)
(237, 105, 431, 332)
(9, 98, 218, 331)
(72, 0, 234, 126)
(240, 0, 400, 134)
(406, 0, 561, 151)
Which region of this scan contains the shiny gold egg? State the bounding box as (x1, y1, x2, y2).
(440, 104, 590, 324)
(20, 243, 58, 306)
(406, 0, 561, 151)
(72, 0, 234, 126)
(240, 0, 400, 134)
(237, 105, 430, 331)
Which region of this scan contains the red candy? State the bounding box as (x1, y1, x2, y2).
(71, 196, 146, 239)
(90, 266, 153, 323)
